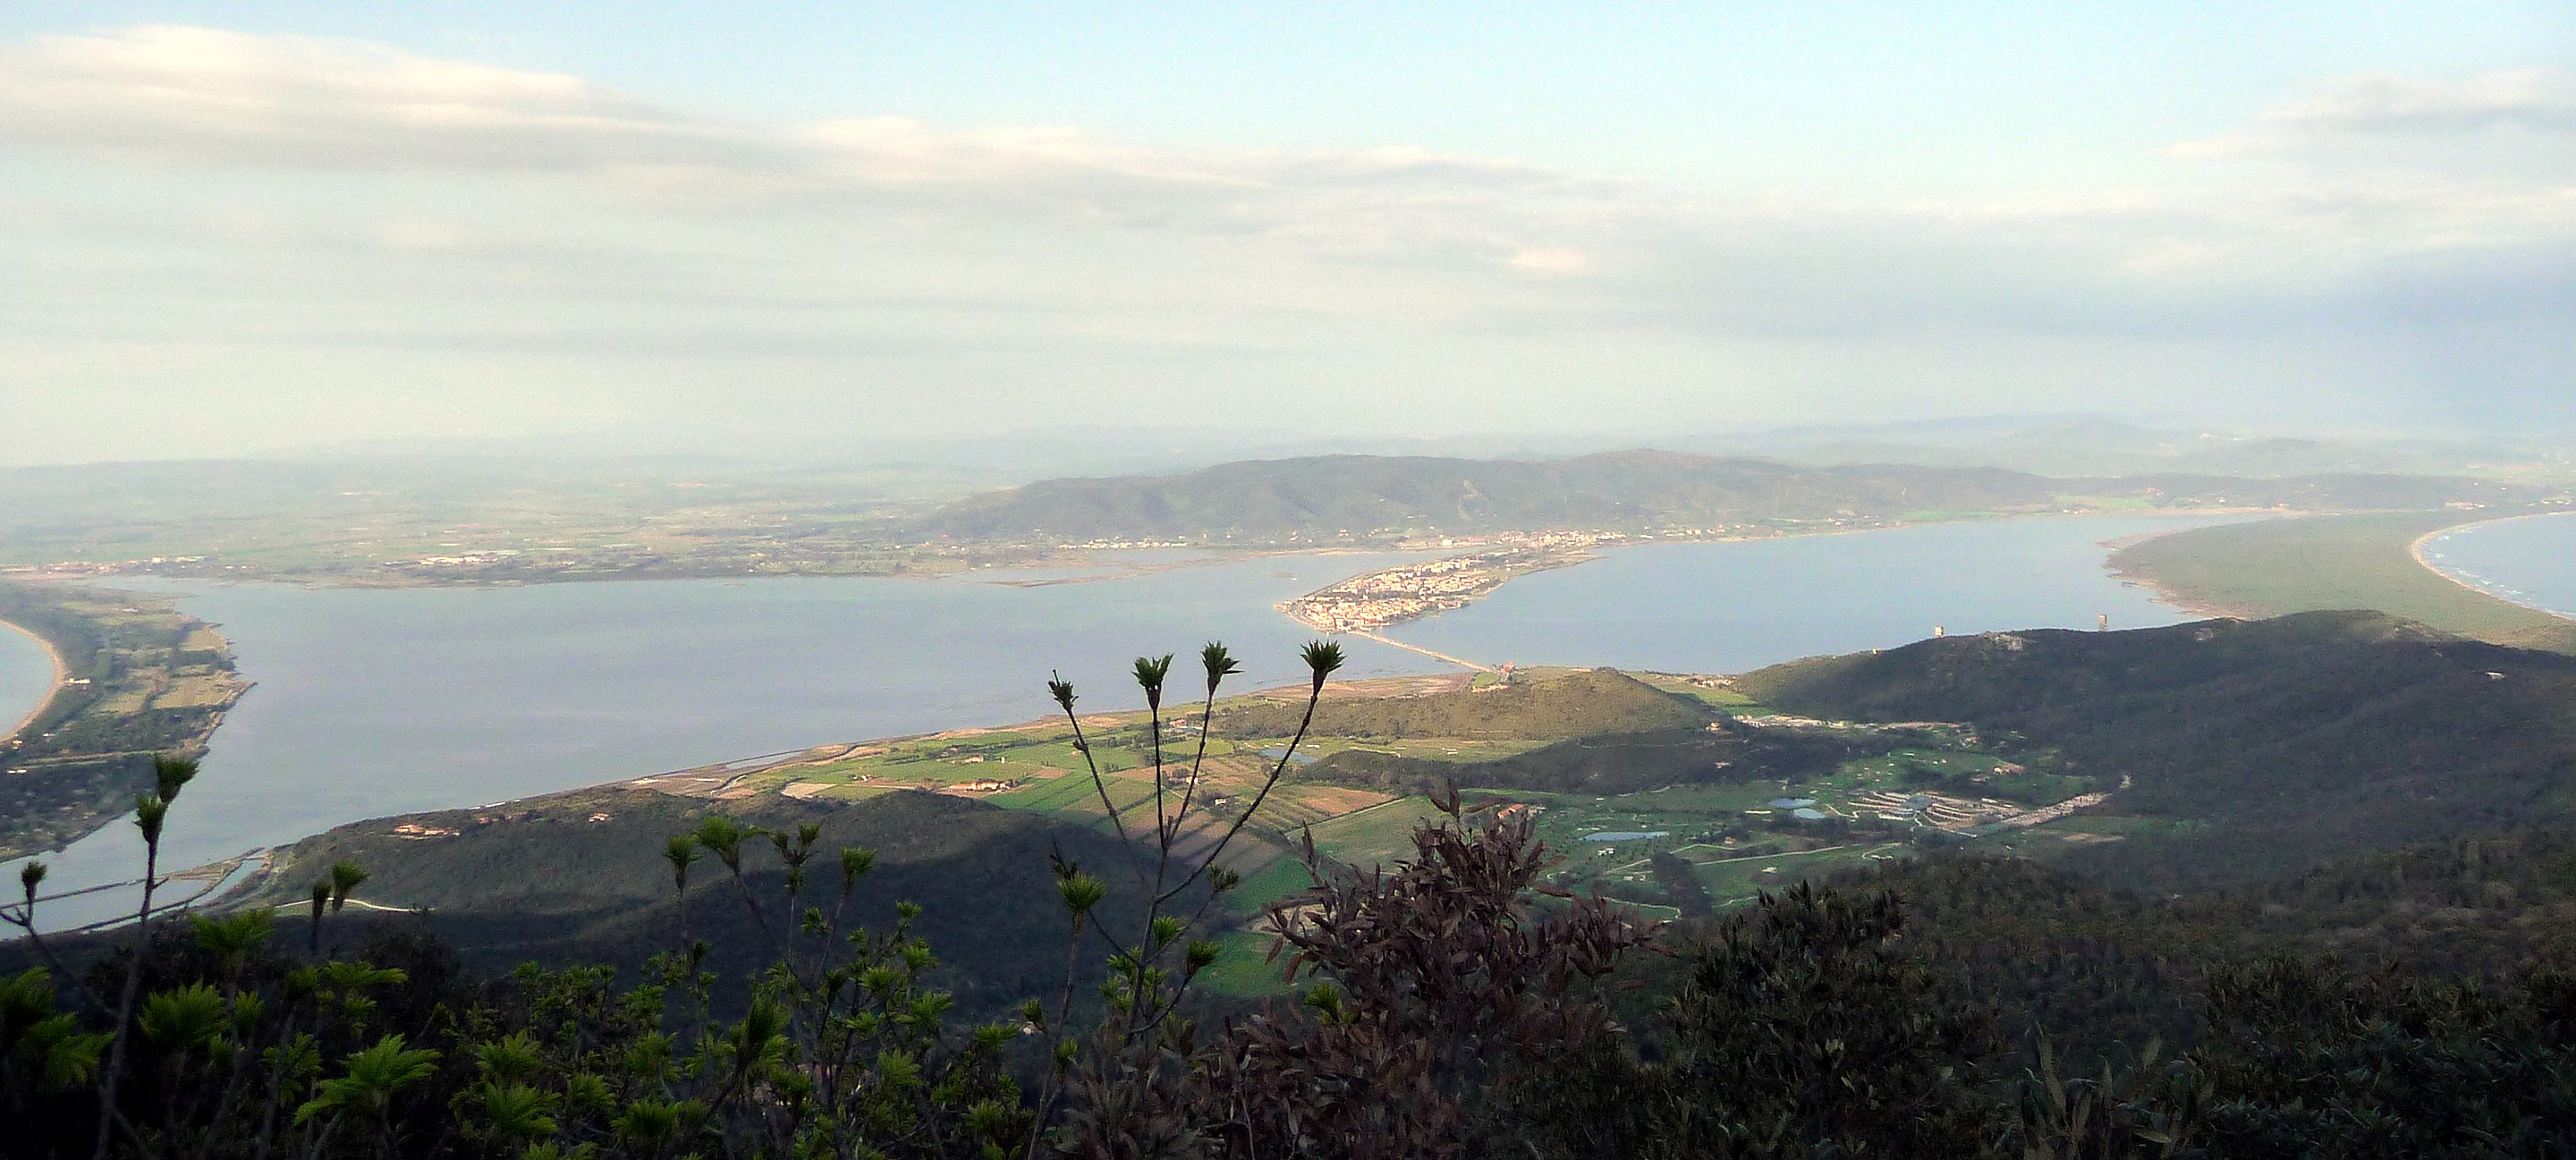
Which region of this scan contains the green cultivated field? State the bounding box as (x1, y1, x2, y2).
(1301, 797, 1452, 868)
(1686, 842, 1906, 905)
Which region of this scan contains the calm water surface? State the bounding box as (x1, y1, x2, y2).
(2419, 512, 2576, 620)
(11, 552, 1443, 927)
(0, 621, 50, 734)
(1389, 513, 2260, 672)
(10, 515, 2257, 928)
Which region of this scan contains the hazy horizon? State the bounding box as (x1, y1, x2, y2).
(3, 4, 2571, 466)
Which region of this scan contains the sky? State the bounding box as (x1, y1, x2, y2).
(0, 4, 2571, 466)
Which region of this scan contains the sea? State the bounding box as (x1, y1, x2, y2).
(0, 621, 49, 736)
(2416, 512, 2576, 621)
(5, 512, 2254, 930)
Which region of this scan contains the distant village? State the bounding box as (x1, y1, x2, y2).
(1279, 531, 1625, 631)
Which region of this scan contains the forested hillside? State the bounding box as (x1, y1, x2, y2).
(1741, 610, 2576, 886)
(911, 449, 2535, 542)
(230, 787, 1146, 1020)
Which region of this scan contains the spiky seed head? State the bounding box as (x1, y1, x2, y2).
(153, 755, 199, 803)
(692, 815, 746, 867)
(1132, 654, 1174, 709)
(1056, 873, 1106, 915)
(1301, 640, 1345, 690)
(1185, 939, 1221, 975)
(1149, 914, 1185, 949)
(19, 860, 44, 904)
(133, 794, 169, 844)
(839, 847, 876, 891)
(328, 860, 369, 910)
(1046, 673, 1076, 712)
(1200, 642, 1241, 695)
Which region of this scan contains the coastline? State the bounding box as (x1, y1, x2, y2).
(0, 616, 68, 746)
(2409, 513, 2576, 623)
(1288, 508, 2284, 640)
(2102, 507, 2576, 650)
(2099, 521, 2276, 622)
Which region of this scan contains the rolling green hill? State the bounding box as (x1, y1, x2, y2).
(1741, 611, 2576, 887)
(911, 450, 2536, 543)
(1211, 668, 1713, 741)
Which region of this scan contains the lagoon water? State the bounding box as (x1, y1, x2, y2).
(0, 622, 50, 734)
(10, 551, 1445, 928)
(1387, 513, 2258, 672)
(2418, 512, 2576, 621)
(10, 513, 2253, 929)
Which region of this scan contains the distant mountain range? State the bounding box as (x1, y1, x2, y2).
(1702, 416, 2568, 478)
(910, 449, 2541, 543)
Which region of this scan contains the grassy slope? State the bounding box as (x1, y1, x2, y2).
(1211, 668, 1713, 741)
(1740, 611, 2576, 888)
(1302, 727, 1896, 798)
(2111, 512, 2576, 652)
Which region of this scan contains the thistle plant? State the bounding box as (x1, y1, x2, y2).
(1025, 638, 1343, 1154)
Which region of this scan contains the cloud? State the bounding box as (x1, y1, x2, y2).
(2172, 69, 2576, 157)
(13, 26, 2550, 277)
(0, 27, 2569, 457)
(0, 26, 775, 171)
(0, 25, 1627, 260)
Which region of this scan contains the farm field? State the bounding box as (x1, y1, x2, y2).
(624, 664, 2121, 997)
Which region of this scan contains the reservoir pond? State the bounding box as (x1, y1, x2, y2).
(2418, 512, 2576, 622)
(10, 513, 2253, 928)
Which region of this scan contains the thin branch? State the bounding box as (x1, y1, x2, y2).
(1158, 682, 1326, 908)
(1171, 685, 1219, 847)
(0, 909, 112, 1013)
(1149, 699, 1170, 886)
(1057, 705, 1150, 887)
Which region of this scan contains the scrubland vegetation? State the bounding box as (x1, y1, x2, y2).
(13, 610, 2576, 1156)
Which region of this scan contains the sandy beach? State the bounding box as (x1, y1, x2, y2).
(2408, 515, 2576, 622)
(1, 616, 68, 745)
